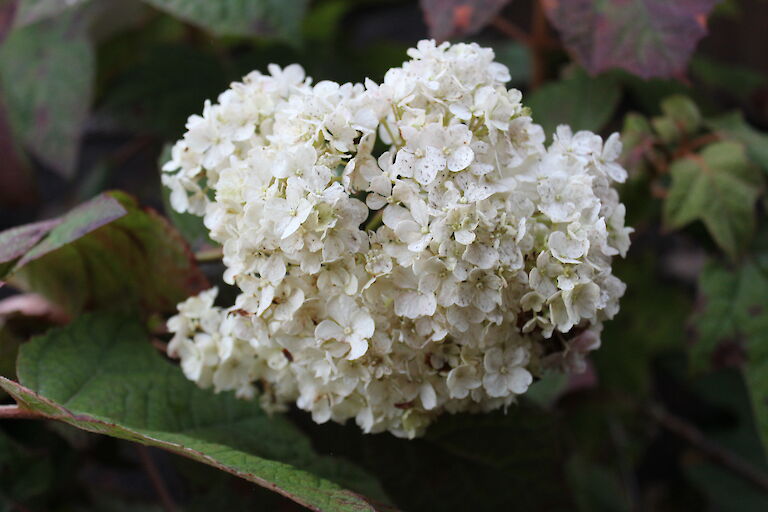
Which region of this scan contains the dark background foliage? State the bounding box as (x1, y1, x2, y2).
(1, 0, 768, 510)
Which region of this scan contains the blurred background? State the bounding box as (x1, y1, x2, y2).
(1, 0, 768, 510)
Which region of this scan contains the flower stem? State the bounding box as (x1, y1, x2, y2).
(0, 404, 42, 420)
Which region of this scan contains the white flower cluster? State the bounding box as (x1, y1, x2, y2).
(163, 40, 632, 438)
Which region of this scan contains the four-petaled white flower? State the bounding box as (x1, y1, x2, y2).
(315, 295, 375, 360)
(482, 346, 532, 397)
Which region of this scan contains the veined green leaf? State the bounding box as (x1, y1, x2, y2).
(0, 313, 388, 512)
(143, 0, 309, 42)
(664, 141, 763, 259)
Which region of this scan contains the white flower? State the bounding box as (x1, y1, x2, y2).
(447, 365, 482, 399)
(163, 40, 631, 438)
(482, 346, 532, 397)
(315, 295, 374, 360)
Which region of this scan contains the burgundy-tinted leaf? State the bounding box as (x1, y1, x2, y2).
(5, 191, 208, 315)
(0, 219, 61, 267)
(0, 193, 125, 274)
(0, 99, 36, 208)
(15, 194, 127, 269)
(543, 0, 719, 79)
(420, 0, 512, 41)
(0, 9, 94, 178)
(0, 0, 16, 42)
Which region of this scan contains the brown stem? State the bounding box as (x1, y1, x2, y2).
(672, 133, 721, 160)
(0, 404, 42, 420)
(530, 0, 551, 89)
(491, 17, 533, 47)
(137, 445, 178, 512)
(194, 247, 223, 263)
(152, 338, 169, 353)
(648, 405, 768, 493)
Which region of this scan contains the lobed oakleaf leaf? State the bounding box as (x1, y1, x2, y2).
(419, 0, 511, 41)
(0, 9, 93, 178)
(664, 141, 764, 260)
(2, 191, 207, 316)
(0, 313, 387, 511)
(650, 95, 702, 144)
(693, 255, 768, 451)
(142, 0, 309, 42)
(707, 111, 768, 174)
(543, 0, 719, 79)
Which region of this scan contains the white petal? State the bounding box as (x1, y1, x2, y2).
(394, 290, 436, 319)
(447, 145, 474, 172)
(508, 368, 533, 394)
(315, 320, 344, 340)
(420, 383, 437, 410)
(347, 337, 369, 360)
(351, 311, 375, 339)
(483, 373, 508, 397)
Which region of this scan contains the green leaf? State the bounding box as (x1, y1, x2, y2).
(0, 95, 35, 209)
(527, 69, 621, 138)
(690, 56, 767, 101)
(524, 371, 569, 409)
(0, 193, 127, 278)
(684, 369, 768, 511)
(142, 0, 309, 42)
(4, 191, 208, 316)
(0, 313, 387, 512)
(492, 41, 531, 85)
(566, 454, 630, 512)
(0, 430, 53, 503)
(664, 141, 764, 260)
(694, 255, 768, 450)
(12, 0, 88, 27)
(593, 253, 691, 396)
(305, 407, 571, 511)
(100, 45, 229, 140)
(651, 95, 702, 144)
(543, 0, 719, 79)
(708, 112, 768, 174)
(0, 10, 94, 177)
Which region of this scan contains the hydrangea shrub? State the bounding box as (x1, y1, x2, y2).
(162, 40, 632, 438)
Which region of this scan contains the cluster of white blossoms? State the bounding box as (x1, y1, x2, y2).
(163, 40, 632, 438)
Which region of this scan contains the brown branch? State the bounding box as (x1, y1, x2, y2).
(491, 17, 533, 47)
(0, 404, 43, 420)
(136, 445, 178, 512)
(648, 405, 768, 493)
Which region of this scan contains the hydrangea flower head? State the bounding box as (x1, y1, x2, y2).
(163, 40, 632, 438)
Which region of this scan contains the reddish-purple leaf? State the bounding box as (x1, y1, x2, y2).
(0, 219, 61, 265)
(420, 0, 512, 41)
(543, 0, 719, 79)
(0, 193, 125, 272)
(0, 0, 16, 43)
